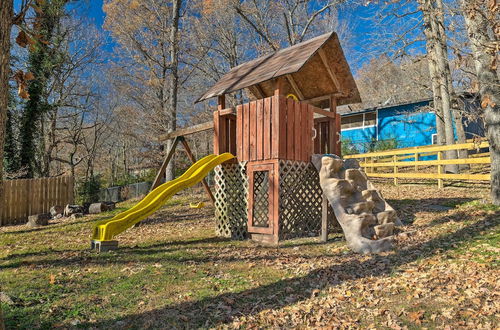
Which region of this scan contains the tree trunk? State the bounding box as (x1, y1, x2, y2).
(461, 0, 500, 204)
(420, 0, 458, 172)
(420, 0, 445, 145)
(165, 0, 181, 182)
(428, 0, 458, 172)
(436, 0, 467, 168)
(0, 0, 13, 228)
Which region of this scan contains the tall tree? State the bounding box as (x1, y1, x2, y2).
(0, 0, 14, 254)
(419, 0, 458, 171)
(166, 0, 181, 181)
(460, 0, 500, 204)
(18, 0, 67, 177)
(103, 0, 183, 182)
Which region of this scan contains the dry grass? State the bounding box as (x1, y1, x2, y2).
(0, 184, 498, 329)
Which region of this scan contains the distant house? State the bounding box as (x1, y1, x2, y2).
(339, 95, 485, 154)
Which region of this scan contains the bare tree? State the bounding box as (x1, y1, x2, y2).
(103, 0, 183, 181)
(460, 0, 500, 204)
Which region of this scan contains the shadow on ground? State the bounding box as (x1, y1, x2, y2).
(78, 210, 498, 328)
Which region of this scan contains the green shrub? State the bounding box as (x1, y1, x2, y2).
(369, 138, 398, 152)
(341, 138, 359, 156)
(76, 175, 102, 204)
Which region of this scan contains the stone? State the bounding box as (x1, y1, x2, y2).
(70, 213, 84, 220)
(27, 214, 51, 227)
(104, 202, 116, 211)
(374, 223, 395, 238)
(49, 205, 64, 217)
(89, 203, 107, 214)
(64, 204, 84, 217)
(0, 292, 14, 305)
(54, 214, 63, 220)
(91, 240, 119, 252)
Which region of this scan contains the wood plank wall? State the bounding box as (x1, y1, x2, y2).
(214, 95, 339, 161)
(236, 95, 314, 162)
(1, 176, 74, 226)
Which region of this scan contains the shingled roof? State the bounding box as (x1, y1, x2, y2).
(196, 31, 361, 106)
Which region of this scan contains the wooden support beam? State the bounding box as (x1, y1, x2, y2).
(248, 85, 265, 99)
(218, 108, 235, 116)
(150, 137, 181, 191)
(218, 94, 226, 110)
(303, 92, 345, 104)
(158, 121, 213, 141)
(312, 107, 336, 118)
(274, 77, 285, 96)
(318, 48, 341, 92)
(328, 96, 337, 155)
(321, 194, 328, 242)
(285, 74, 304, 100)
(180, 138, 215, 203)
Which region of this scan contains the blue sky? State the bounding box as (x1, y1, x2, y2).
(14, 0, 425, 74)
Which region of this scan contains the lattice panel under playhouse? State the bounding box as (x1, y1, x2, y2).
(214, 162, 248, 239)
(214, 160, 336, 241)
(278, 160, 322, 239)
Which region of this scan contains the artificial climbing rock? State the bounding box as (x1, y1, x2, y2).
(312, 154, 401, 254)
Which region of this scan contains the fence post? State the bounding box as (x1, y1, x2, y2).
(393, 155, 398, 186)
(437, 151, 443, 189)
(414, 152, 418, 171)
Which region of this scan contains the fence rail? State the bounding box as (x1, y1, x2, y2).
(1, 176, 74, 226)
(344, 140, 491, 188)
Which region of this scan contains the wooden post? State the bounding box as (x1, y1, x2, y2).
(150, 137, 181, 191)
(181, 138, 215, 203)
(437, 151, 443, 188)
(414, 152, 419, 171)
(321, 194, 328, 242)
(328, 96, 337, 155)
(217, 95, 225, 110)
(335, 113, 342, 157)
(274, 77, 284, 96)
(393, 155, 398, 186)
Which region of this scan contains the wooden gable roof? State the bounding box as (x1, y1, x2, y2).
(196, 31, 361, 106)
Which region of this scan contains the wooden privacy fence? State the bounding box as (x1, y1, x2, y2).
(1, 176, 74, 226)
(344, 140, 491, 188)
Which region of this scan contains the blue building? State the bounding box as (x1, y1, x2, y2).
(339, 96, 484, 154)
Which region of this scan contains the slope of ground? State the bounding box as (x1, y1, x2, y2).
(0, 184, 498, 329)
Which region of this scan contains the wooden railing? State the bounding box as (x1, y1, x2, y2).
(343, 140, 490, 188)
(1, 176, 74, 226)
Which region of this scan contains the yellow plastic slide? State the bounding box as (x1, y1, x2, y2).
(92, 153, 234, 242)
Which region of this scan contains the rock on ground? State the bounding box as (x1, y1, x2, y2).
(50, 205, 64, 217)
(64, 204, 84, 217)
(27, 214, 51, 227)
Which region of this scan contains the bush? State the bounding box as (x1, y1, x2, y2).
(76, 175, 102, 204)
(341, 138, 359, 156)
(369, 138, 398, 152)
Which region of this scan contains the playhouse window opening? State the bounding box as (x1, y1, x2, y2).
(341, 111, 377, 130)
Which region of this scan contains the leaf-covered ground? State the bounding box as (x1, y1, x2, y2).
(1, 182, 499, 329)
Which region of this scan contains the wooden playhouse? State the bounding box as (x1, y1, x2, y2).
(178, 32, 360, 244)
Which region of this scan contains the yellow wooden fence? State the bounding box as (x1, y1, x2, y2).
(1, 176, 74, 226)
(344, 140, 491, 188)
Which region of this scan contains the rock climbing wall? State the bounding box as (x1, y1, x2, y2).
(312, 154, 402, 254)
